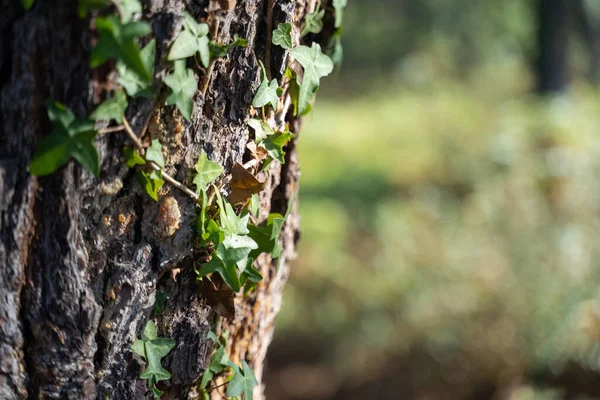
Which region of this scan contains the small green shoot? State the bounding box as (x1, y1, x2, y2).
(117, 39, 156, 98)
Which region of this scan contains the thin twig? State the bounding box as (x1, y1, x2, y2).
(205, 380, 229, 392)
(97, 125, 125, 134)
(122, 116, 144, 151)
(201, 15, 221, 97)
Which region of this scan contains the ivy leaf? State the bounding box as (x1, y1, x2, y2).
(333, 0, 347, 28)
(226, 361, 258, 400)
(193, 151, 223, 193)
(252, 61, 280, 109)
(209, 34, 248, 59)
(91, 16, 152, 83)
(220, 234, 258, 272)
(219, 201, 250, 237)
(20, 0, 35, 9)
(289, 43, 333, 115)
(78, 0, 111, 18)
(123, 146, 145, 167)
(137, 170, 164, 201)
(145, 139, 164, 168)
(30, 101, 99, 177)
(117, 39, 156, 98)
(168, 12, 211, 67)
(242, 264, 263, 283)
(115, 0, 142, 23)
(90, 90, 128, 124)
(131, 321, 176, 385)
(197, 254, 241, 292)
(272, 23, 293, 50)
(163, 60, 197, 120)
(300, 8, 325, 37)
(247, 118, 273, 143)
(327, 30, 344, 66)
(263, 131, 295, 163)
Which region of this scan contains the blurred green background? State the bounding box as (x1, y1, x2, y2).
(265, 1, 600, 399)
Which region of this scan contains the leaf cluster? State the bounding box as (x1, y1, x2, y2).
(131, 321, 176, 398)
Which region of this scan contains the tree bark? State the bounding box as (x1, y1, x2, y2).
(536, 0, 570, 93)
(0, 0, 321, 398)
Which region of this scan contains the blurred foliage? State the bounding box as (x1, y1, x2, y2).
(270, 77, 600, 399)
(266, 0, 600, 399)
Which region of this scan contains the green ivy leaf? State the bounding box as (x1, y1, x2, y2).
(248, 193, 294, 259)
(197, 254, 241, 292)
(327, 30, 344, 66)
(247, 118, 273, 143)
(30, 101, 99, 177)
(145, 139, 165, 168)
(218, 197, 250, 237)
(123, 146, 146, 167)
(193, 151, 223, 193)
(20, 0, 35, 10)
(78, 0, 111, 18)
(272, 23, 293, 50)
(163, 59, 197, 120)
(289, 43, 333, 115)
(262, 131, 295, 163)
(300, 8, 325, 37)
(252, 61, 280, 109)
(226, 361, 258, 400)
(91, 16, 152, 83)
(137, 170, 164, 201)
(131, 321, 176, 385)
(168, 12, 211, 67)
(90, 90, 128, 124)
(220, 234, 258, 272)
(117, 39, 156, 98)
(333, 0, 347, 28)
(242, 264, 263, 283)
(115, 0, 142, 23)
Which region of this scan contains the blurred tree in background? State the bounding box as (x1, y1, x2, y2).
(265, 0, 600, 399)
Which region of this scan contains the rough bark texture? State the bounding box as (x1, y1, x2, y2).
(0, 0, 323, 398)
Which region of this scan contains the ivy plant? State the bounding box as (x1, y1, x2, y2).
(90, 89, 128, 124)
(300, 6, 324, 37)
(30, 101, 99, 177)
(168, 12, 211, 67)
(193, 151, 223, 193)
(163, 59, 198, 120)
(333, 0, 347, 28)
(252, 61, 280, 110)
(131, 320, 176, 398)
(289, 43, 334, 115)
(91, 16, 152, 83)
(272, 23, 293, 50)
(226, 361, 258, 399)
(209, 34, 249, 59)
(117, 39, 156, 98)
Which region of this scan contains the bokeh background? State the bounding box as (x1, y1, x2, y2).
(265, 1, 600, 399)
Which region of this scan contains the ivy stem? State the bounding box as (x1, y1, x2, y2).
(123, 116, 201, 204)
(122, 116, 145, 151)
(205, 380, 229, 392)
(201, 15, 221, 97)
(97, 125, 125, 134)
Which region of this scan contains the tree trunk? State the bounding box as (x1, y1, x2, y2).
(0, 0, 323, 398)
(536, 0, 570, 93)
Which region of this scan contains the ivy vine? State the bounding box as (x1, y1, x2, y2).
(28, 0, 342, 397)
